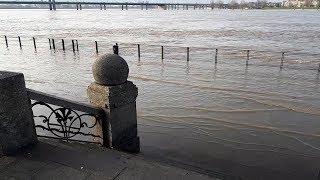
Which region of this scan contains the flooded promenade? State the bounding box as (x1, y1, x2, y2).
(1, 9, 320, 179)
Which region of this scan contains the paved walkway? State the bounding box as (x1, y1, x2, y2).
(0, 139, 219, 180)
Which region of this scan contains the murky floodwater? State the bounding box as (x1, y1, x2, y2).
(1, 9, 320, 180)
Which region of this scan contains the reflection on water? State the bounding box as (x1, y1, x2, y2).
(1, 9, 320, 179)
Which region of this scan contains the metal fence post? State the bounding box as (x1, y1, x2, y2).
(95, 41, 98, 54)
(246, 50, 249, 66)
(137, 44, 141, 61)
(52, 39, 55, 50)
(161, 46, 164, 60)
(187, 47, 190, 61)
(113, 43, 119, 55)
(62, 39, 65, 51)
(215, 48, 218, 63)
(33, 37, 36, 51)
(4, 35, 8, 47)
(18, 36, 22, 49)
(280, 52, 285, 69)
(76, 40, 79, 51)
(48, 38, 51, 49)
(72, 40, 75, 52)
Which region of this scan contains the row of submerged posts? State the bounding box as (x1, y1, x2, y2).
(2, 35, 320, 72)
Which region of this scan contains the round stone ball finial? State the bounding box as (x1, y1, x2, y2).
(92, 54, 129, 86)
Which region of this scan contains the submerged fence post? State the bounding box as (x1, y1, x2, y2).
(187, 47, 190, 61)
(52, 39, 55, 50)
(76, 40, 79, 51)
(246, 50, 249, 66)
(137, 44, 141, 61)
(32, 37, 36, 51)
(61, 39, 65, 51)
(113, 43, 119, 55)
(18, 36, 22, 49)
(4, 35, 8, 47)
(95, 41, 98, 54)
(72, 40, 75, 52)
(215, 48, 218, 63)
(280, 52, 285, 69)
(48, 38, 52, 49)
(161, 46, 164, 60)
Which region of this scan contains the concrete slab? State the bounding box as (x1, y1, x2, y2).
(0, 139, 218, 180)
(116, 157, 216, 180)
(33, 162, 89, 180)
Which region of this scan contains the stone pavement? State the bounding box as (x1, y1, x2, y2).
(0, 139, 219, 180)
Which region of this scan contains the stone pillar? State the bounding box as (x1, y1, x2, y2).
(0, 71, 38, 155)
(87, 54, 140, 153)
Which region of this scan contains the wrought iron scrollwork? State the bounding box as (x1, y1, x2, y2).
(31, 101, 102, 143)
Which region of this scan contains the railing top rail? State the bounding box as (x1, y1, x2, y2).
(27, 88, 103, 116)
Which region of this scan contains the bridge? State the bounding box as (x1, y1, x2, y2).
(0, 1, 213, 10)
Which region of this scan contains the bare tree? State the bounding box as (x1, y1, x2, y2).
(229, 0, 239, 9)
(303, 0, 311, 7)
(240, 0, 247, 9)
(256, 0, 268, 8)
(217, 0, 224, 8)
(210, 0, 215, 9)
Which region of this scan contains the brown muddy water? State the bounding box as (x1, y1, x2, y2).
(1, 9, 320, 180)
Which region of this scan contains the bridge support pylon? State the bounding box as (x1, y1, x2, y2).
(48, 0, 52, 10)
(52, 0, 56, 10)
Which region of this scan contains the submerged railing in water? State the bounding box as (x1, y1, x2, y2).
(27, 88, 110, 146)
(2, 35, 320, 72)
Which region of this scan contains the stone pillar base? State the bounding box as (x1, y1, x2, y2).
(88, 81, 140, 153)
(0, 71, 38, 155)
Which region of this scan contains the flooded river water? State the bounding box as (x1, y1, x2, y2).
(1, 9, 320, 179)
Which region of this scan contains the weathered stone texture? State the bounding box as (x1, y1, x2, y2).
(0, 71, 37, 155)
(87, 81, 140, 153)
(92, 54, 129, 86)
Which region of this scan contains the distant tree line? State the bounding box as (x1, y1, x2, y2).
(210, 0, 283, 9)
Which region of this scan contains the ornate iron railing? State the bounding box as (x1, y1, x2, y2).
(27, 89, 108, 145)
